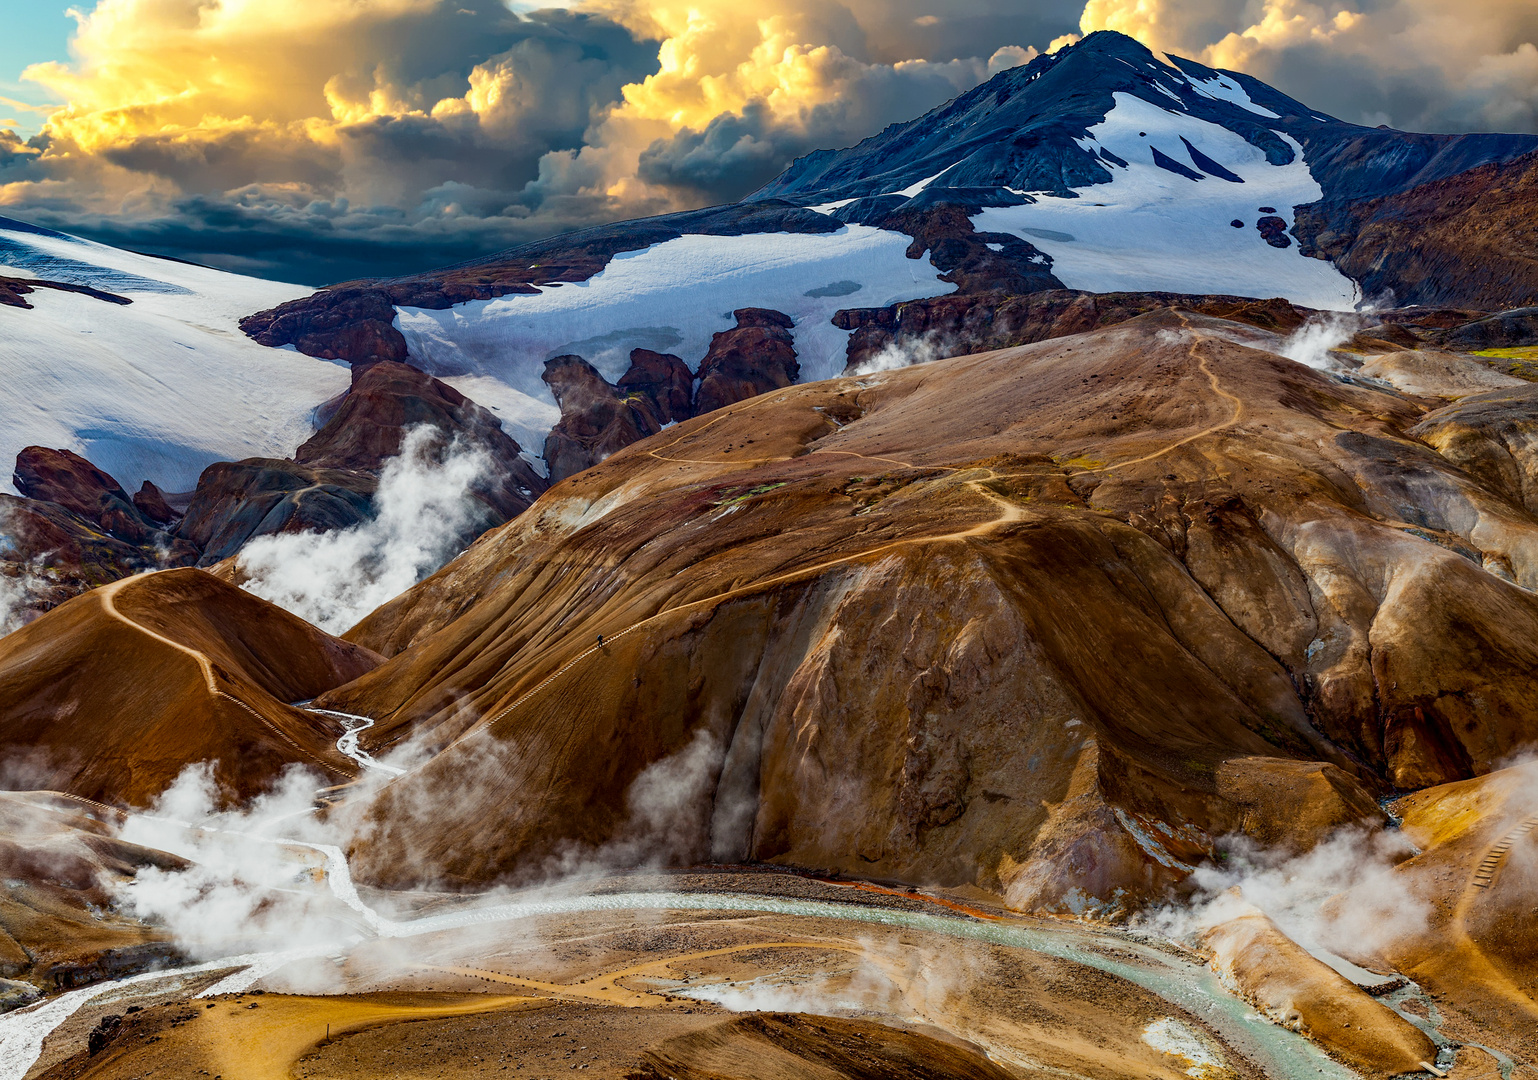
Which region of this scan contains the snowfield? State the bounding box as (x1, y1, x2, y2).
(0, 221, 350, 494)
(973, 94, 1360, 309)
(394, 225, 958, 419)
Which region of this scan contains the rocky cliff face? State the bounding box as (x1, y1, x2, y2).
(694, 309, 802, 416)
(542, 355, 664, 483)
(309, 309, 1538, 905)
(1295, 149, 1538, 310)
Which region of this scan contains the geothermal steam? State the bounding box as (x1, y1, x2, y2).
(237, 426, 491, 634)
(1140, 826, 1430, 974)
(1279, 313, 1359, 371)
(849, 332, 955, 377)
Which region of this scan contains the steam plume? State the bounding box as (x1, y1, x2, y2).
(1279, 313, 1359, 371)
(236, 426, 491, 635)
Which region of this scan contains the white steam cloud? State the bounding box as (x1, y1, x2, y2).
(849, 332, 955, 377)
(236, 426, 491, 635)
(115, 764, 354, 961)
(0, 507, 53, 639)
(1278, 313, 1360, 371)
(0, 574, 34, 638)
(1140, 826, 1430, 978)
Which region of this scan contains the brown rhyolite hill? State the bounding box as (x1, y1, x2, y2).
(313, 309, 1538, 904)
(0, 792, 182, 990)
(0, 568, 377, 805)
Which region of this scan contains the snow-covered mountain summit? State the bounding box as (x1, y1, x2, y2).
(755, 31, 1537, 212)
(245, 31, 1538, 407)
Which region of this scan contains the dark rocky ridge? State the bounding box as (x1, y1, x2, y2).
(0, 275, 131, 310)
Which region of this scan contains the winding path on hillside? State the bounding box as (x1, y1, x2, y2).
(389, 325, 1243, 773)
(417, 468, 1025, 767)
(1097, 319, 1245, 476)
(96, 576, 344, 776)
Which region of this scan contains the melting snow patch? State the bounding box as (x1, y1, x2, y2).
(395, 227, 955, 424)
(1188, 75, 1281, 119)
(0, 223, 347, 493)
(972, 93, 1358, 309)
(1142, 1018, 1231, 1078)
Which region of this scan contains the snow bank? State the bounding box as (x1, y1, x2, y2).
(0, 223, 349, 494)
(973, 94, 1359, 310)
(394, 225, 958, 412)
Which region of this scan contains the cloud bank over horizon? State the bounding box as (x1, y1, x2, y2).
(1, 0, 1535, 285)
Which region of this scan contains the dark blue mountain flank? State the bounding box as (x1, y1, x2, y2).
(1151, 146, 1205, 181)
(1182, 137, 1244, 182)
(752, 31, 1537, 213)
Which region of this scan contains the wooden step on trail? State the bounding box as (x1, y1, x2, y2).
(1472, 816, 1538, 888)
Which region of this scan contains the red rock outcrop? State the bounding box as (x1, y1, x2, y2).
(542, 355, 662, 483)
(693, 309, 800, 415)
(618, 348, 694, 425)
(14, 447, 170, 548)
(131, 481, 178, 526)
(167, 361, 546, 565)
(309, 309, 1538, 902)
(295, 360, 545, 521)
(0, 568, 377, 805)
(2, 450, 198, 608)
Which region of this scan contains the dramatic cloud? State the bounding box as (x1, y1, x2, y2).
(0, 0, 1063, 282)
(0, 0, 1533, 284)
(1078, 0, 1538, 133)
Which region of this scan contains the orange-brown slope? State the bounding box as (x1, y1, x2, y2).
(0, 568, 380, 805)
(1340, 761, 1538, 1063)
(0, 791, 184, 991)
(320, 309, 1538, 900)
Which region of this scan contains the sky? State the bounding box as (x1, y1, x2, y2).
(1, 0, 1536, 286)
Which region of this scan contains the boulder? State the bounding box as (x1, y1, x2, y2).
(694, 309, 800, 415)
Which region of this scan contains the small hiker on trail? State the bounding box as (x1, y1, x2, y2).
(597, 633, 604, 648)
